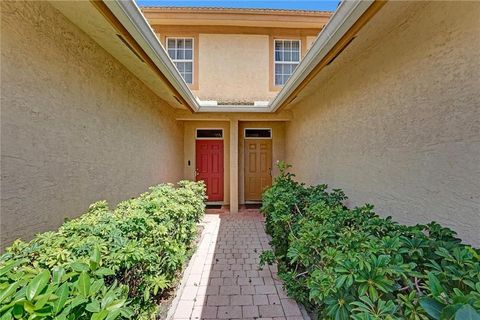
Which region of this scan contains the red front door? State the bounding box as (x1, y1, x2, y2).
(196, 139, 224, 201)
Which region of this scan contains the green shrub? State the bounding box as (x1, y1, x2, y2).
(0, 181, 206, 319)
(261, 162, 480, 320)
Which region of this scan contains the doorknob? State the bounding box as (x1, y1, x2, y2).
(195, 169, 199, 176)
(269, 168, 272, 177)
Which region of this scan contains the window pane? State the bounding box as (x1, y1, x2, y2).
(245, 129, 271, 138)
(284, 51, 291, 62)
(275, 64, 282, 74)
(167, 39, 175, 48)
(284, 41, 291, 50)
(292, 51, 299, 61)
(177, 39, 184, 49)
(292, 41, 299, 50)
(184, 39, 193, 49)
(176, 62, 185, 72)
(275, 50, 282, 61)
(185, 49, 193, 59)
(275, 75, 283, 86)
(184, 73, 193, 84)
(167, 49, 175, 59)
(275, 40, 282, 50)
(185, 62, 192, 72)
(176, 49, 184, 60)
(197, 129, 223, 138)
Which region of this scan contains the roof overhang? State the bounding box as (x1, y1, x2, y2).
(53, 0, 385, 114)
(141, 7, 332, 29)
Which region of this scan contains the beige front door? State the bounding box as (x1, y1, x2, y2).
(244, 139, 272, 201)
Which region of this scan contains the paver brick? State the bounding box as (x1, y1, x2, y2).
(231, 295, 253, 305)
(281, 298, 302, 316)
(207, 295, 229, 306)
(217, 306, 242, 319)
(255, 285, 277, 294)
(259, 305, 285, 317)
(268, 294, 280, 305)
(219, 285, 240, 295)
(241, 285, 255, 294)
(198, 306, 218, 318)
(253, 294, 269, 305)
(243, 305, 260, 318)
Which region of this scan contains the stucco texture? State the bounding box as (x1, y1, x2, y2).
(285, 1, 480, 245)
(1, 1, 184, 249)
(193, 34, 276, 103)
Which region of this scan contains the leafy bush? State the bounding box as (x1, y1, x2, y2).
(261, 162, 480, 320)
(0, 181, 206, 319)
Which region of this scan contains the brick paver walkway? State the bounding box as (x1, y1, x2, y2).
(167, 209, 305, 320)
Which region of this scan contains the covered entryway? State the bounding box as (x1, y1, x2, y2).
(196, 139, 224, 201)
(244, 129, 273, 202)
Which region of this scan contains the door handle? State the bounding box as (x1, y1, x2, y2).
(195, 169, 199, 176)
(269, 168, 272, 177)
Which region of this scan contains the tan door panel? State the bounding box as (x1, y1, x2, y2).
(245, 139, 272, 201)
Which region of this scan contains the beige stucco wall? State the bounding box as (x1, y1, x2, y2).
(1, 1, 184, 249)
(285, 1, 480, 245)
(193, 34, 276, 103)
(306, 36, 317, 51)
(239, 122, 286, 204)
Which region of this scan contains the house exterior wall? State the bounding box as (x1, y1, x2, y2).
(194, 34, 273, 103)
(156, 32, 317, 103)
(285, 1, 480, 245)
(0, 1, 184, 248)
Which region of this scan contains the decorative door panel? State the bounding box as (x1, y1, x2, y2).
(196, 139, 224, 201)
(244, 139, 272, 201)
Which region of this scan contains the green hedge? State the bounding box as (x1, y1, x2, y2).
(260, 162, 480, 320)
(0, 181, 205, 320)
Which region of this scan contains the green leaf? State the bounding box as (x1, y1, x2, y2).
(0, 282, 19, 304)
(86, 300, 101, 313)
(26, 270, 50, 301)
(420, 297, 445, 320)
(53, 283, 69, 315)
(91, 310, 108, 320)
(455, 305, 480, 320)
(70, 262, 89, 272)
(52, 266, 66, 284)
(427, 273, 444, 297)
(105, 310, 122, 320)
(106, 299, 126, 311)
(94, 268, 115, 276)
(90, 247, 101, 271)
(77, 272, 91, 297)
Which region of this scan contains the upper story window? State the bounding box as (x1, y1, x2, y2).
(274, 39, 301, 86)
(166, 37, 194, 84)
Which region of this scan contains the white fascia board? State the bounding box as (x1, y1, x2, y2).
(269, 0, 374, 112)
(198, 106, 271, 113)
(104, 0, 200, 111)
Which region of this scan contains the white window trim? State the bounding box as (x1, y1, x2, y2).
(195, 128, 224, 140)
(274, 39, 301, 86)
(166, 37, 194, 85)
(244, 128, 273, 140)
